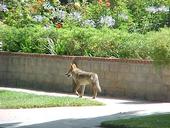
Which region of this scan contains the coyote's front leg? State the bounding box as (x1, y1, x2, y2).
(74, 83, 80, 96)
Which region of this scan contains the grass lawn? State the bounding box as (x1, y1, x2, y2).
(101, 114, 170, 128)
(0, 90, 104, 109)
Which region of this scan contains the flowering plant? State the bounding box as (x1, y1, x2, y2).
(145, 6, 169, 13)
(83, 19, 96, 28)
(69, 11, 82, 22)
(99, 15, 115, 27)
(98, 0, 110, 7)
(56, 22, 62, 28)
(0, 0, 169, 33)
(0, 4, 8, 12)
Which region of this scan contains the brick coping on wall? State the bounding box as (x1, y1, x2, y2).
(0, 51, 152, 64)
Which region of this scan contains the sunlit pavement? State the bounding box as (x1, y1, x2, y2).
(0, 87, 170, 128)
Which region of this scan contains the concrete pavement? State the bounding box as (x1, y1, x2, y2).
(0, 87, 170, 128)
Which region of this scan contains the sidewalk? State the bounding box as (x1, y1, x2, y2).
(0, 87, 170, 128)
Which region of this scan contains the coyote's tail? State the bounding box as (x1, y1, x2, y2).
(95, 74, 102, 92)
(97, 82, 102, 92)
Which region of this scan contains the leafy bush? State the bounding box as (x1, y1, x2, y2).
(126, 0, 170, 33)
(148, 28, 170, 64)
(0, 24, 170, 63)
(0, 0, 169, 66)
(1, 0, 36, 27)
(0, 25, 58, 53)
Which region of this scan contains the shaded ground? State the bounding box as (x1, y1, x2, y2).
(0, 87, 170, 128)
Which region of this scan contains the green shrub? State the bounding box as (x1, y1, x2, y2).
(148, 28, 170, 64)
(126, 0, 170, 33)
(0, 25, 170, 64)
(2, 0, 36, 27)
(0, 25, 58, 53)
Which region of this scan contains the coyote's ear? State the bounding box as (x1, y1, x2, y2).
(70, 64, 73, 69)
(72, 64, 77, 69)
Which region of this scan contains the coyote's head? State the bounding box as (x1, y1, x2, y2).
(65, 64, 77, 77)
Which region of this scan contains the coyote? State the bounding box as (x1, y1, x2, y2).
(65, 64, 101, 99)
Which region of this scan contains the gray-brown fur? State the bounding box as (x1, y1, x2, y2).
(65, 64, 101, 99)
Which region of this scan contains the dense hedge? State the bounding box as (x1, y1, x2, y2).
(0, 24, 170, 63)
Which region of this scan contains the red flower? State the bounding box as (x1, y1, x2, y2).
(105, 0, 111, 7)
(56, 23, 62, 29)
(98, 0, 110, 7)
(98, 0, 102, 4)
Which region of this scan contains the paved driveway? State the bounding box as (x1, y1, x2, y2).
(0, 87, 170, 128)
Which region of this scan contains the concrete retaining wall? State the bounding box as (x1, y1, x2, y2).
(0, 52, 170, 101)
